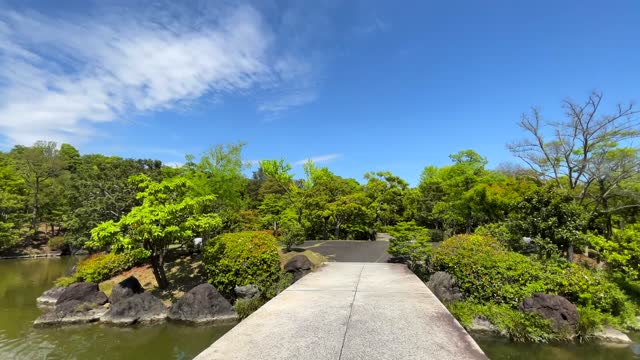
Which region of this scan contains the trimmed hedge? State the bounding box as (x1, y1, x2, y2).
(203, 231, 281, 298)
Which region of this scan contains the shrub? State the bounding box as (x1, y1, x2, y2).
(388, 222, 432, 278)
(234, 297, 266, 319)
(449, 301, 557, 343)
(47, 236, 66, 251)
(279, 221, 305, 251)
(54, 252, 145, 286)
(203, 231, 281, 298)
(431, 234, 632, 318)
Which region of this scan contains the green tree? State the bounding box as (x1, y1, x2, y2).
(89, 175, 221, 288)
(10, 141, 64, 234)
(0, 154, 28, 251)
(364, 171, 408, 227)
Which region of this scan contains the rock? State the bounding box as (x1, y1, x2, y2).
(468, 317, 499, 335)
(520, 293, 579, 333)
(34, 282, 109, 326)
(102, 293, 167, 325)
(426, 272, 463, 303)
(284, 255, 314, 282)
(168, 283, 238, 324)
(110, 276, 144, 304)
(34, 301, 108, 326)
(56, 282, 108, 307)
(593, 326, 633, 344)
(37, 287, 65, 306)
(234, 284, 260, 300)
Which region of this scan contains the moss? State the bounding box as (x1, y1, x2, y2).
(234, 297, 265, 319)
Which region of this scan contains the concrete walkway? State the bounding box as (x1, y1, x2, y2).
(195, 263, 487, 360)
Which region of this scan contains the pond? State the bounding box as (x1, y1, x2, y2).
(0, 257, 233, 360)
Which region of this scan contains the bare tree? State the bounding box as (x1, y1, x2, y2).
(509, 91, 640, 239)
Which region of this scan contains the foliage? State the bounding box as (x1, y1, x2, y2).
(449, 301, 557, 343)
(431, 234, 633, 320)
(89, 175, 220, 288)
(234, 297, 265, 319)
(588, 224, 640, 281)
(279, 221, 305, 251)
(203, 231, 281, 298)
(47, 236, 66, 251)
(54, 252, 144, 286)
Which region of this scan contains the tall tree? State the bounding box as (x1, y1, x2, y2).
(90, 175, 220, 289)
(508, 91, 640, 238)
(10, 141, 64, 234)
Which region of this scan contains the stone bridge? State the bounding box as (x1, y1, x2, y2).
(195, 262, 487, 360)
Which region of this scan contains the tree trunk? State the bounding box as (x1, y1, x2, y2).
(31, 178, 39, 233)
(567, 244, 574, 263)
(323, 218, 329, 241)
(150, 253, 169, 289)
(334, 222, 341, 240)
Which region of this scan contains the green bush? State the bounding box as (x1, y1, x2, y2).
(234, 297, 266, 319)
(54, 252, 145, 286)
(431, 234, 633, 319)
(203, 231, 281, 298)
(279, 221, 305, 251)
(449, 301, 557, 343)
(47, 236, 66, 251)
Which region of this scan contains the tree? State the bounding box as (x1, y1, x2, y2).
(509, 91, 640, 237)
(89, 175, 221, 289)
(64, 155, 162, 250)
(0, 154, 28, 251)
(10, 141, 64, 234)
(508, 186, 587, 261)
(364, 171, 409, 227)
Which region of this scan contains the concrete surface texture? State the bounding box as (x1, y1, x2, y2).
(194, 263, 487, 360)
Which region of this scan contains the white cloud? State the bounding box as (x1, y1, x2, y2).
(0, 3, 314, 145)
(294, 153, 341, 166)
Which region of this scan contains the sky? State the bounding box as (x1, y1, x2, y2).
(0, 0, 638, 185)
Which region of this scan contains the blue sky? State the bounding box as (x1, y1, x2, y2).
(0, 1, 638, 185)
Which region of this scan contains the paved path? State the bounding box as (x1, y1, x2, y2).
(299, 240, 391, 263)
(195, 263, 487, 360)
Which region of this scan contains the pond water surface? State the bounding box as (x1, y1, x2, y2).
(0, 257, 233, 360)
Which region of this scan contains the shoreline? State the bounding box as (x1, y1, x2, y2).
(0, 252, 63, 260)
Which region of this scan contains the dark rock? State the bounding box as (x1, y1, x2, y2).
(284, 254, 314, 282)
(426, 272, 463, 303)
(37, 287, 66, 306)
(520, 293, 579, 333)
(34, 300, 108, 326)
(35, 282, 109, 326)
(56, 282, 108, 306)
(102, 293, 167, 325)
(168, 283, 237, 323)
(234, 284, 260, 300)
(110, 276, 145, 304)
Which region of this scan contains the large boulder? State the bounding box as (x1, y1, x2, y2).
(593, 326, 633, 344)
(234, 284, 260, 300)
(55, 282, 108, 307)
(110, 276, 145, 304)
(37, 287, 66, 306)
(34, 300, 108, 326)
(284, 254, 313, 282)
(35, 282, 109, 326)
(520, 293, 579, 333)
(102, 293, 167, 325)
(168, 284, 238, 324)
(426, 272, 463, 303)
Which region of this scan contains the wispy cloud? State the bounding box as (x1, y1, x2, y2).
(0, 3, 315, 145)
(294, 153, 341, 166)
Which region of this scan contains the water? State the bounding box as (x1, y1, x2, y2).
(0, 257, 233, 360)
(475, 333, 640, 359)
